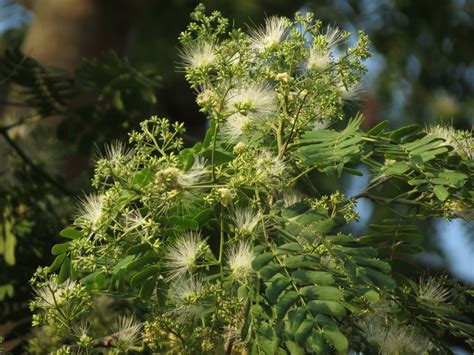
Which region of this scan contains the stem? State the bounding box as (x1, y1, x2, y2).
(276, 119, 283, 153)
(211, 121, 219, 182)
(280, 91, 310, 158)
(351, 175, 392, 200)
(218, 208, 225, 275)
(211, 83, 232, 181)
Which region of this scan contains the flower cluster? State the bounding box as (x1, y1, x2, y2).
(29, 4, 474, 354)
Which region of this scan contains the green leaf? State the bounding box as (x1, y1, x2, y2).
(378, 244, 424, 255)
(58, 257, 71, 283)
(366, 120, 389, 135)
(277, 242, 303, 254)
(140, 278, 156, 300)
(201, 148, 234, 165)
(295, 319, 315, 346)
(131, 168, 154, 189)
(94, 272, 106, 287)
(113, 90, 125, 110)
(112, 255, 135, 273)
(342, 167, 363, 176)
(313, 218, 338, 233)
(361, 267, 396, 290)
(369, 224, 417, 232)
(300, 286, 343, 301)
(287, 309, 307, 339)
(322, 324, 348, 354)
(130, 265, 160, 288)
(168, 216, 199, 230)
(126, 252, 160, 272)
(352, 256, 391, 273)
(384, 162, 410, 175)
(276, 291, 299, 319)
(194, 208, 213, 227)
(389, 124, 420, 141)
(433, 185, 450, 201)
(252, 252, 274, 271)
(202, 124, 215, 148)
(308, 332, 326, 353)
(308, 300, 346, 319)
(362, 290, 380, 303)
(59, 228, 82, 239)
(51, 242, 71, 256)
(284, 255, 319, 268)
(3, 223, 16, 266)
(292, 270, 335, 285)
(285, 341, 305, 355)
(0, 284, 14, 300)
(127, 244, 152, 255)
(259, 263, 282, 281)
(79, 270, 102, 285)
(266, 277, 291, 304)
(358, 233, 422, 244)
(238, 285, 248, 300)
(49, 253, 66, 273)
(297, 115, 364, 175)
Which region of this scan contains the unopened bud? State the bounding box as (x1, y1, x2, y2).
(218, 187, 233, 207)
(233, 142, 247, 155)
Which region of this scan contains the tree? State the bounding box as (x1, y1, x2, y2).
(27, 5, 474, 354)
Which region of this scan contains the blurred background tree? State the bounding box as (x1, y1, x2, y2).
(0, 0, 472, 352)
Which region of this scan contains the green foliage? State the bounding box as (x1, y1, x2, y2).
(0, 44, 162, 349)
(0, 49, 161, 147)
(29, 5, 473, 354)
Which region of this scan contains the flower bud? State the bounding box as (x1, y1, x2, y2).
(233, 142, 247, 155)
(218, 187, 233, 207)
(275, 72, 292, 83)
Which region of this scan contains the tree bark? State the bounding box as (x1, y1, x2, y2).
(21, 0, 143, 71)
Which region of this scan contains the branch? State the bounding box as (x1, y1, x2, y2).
(280, 90, 310, 157)
(0, 130, 72, 195)
(0, 114, 40, 134)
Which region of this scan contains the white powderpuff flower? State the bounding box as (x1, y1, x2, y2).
(227, 84, 277, 121)
(233, 208, 261, 235)
(76, 193, 104, 228)
(358, 315, 435, 354)
(425, 125, 473, 159)
(72, 319, 91, 338)
(72, 319, 94, 347)
(124, 210, 148, 230)
(417, 277, 451, 303)
(227, 241, 255, 282)
(282, 192, 303, 208)
(222, 113, 253, 142)
(255, 150, 286, 178)
(164, 232, 207, 278)
(100, 140, 134, 162)
(339, 82, 365, 104)
(180, 42, 216, 69)
(324, 25, 345, 49)
(156, 159, 208, 190)
(111, 316, 142, 347)
(307, 46, 330, 71)
(386, 329, 435, 354)
(179, 157, 208, 187)
(312, 119, 330, 130)
(169, 276, 208, 319)
(34, 279, 77, 308)
(249, 16, 288, 53)
(306, 26, 344, 71)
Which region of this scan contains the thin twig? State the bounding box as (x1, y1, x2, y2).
(280, 91, 310, 157)
(0, 130, 72, 195)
